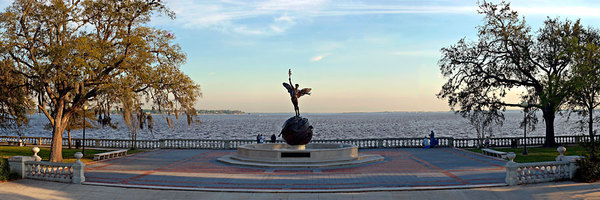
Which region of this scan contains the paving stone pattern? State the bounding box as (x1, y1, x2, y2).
(84, 148, 507, 190)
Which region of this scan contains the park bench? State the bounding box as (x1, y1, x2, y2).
(482, 148, 508, 159)
(93, 149, 128, 161)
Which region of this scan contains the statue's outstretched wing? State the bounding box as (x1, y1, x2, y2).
(283, 82, 294, 93)
(297, 88, 311, 98)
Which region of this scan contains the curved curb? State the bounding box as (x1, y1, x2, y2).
(82, 182, 507, 193)
(217, 154, 384, 168)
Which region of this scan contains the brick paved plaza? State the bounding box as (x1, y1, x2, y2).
(84, 148, 507, 191)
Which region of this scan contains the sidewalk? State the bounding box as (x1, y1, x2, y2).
(1, 179, 600, 200)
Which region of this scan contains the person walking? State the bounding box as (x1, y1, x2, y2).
(256, 134, 261, 143)
(271, 134, 276, 143)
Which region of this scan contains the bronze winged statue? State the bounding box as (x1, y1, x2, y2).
(283, 69, 311, 116)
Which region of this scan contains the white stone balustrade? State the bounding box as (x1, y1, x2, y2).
(1, 135, 599, 149)
(505, 147, 578, 185)
(8, 150, 85, 184)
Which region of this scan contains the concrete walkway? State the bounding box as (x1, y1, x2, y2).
(2, 179, 600, 200)
(83, 148, 507, 191)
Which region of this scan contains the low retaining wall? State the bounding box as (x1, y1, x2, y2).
(1, 135, 598, 150)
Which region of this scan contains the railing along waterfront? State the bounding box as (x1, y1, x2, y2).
(9, 152, 85, 184)
(1, 135, 598, 149)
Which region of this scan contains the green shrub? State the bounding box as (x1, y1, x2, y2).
(574, 157, 600, 182)
(0, 158, 10, 181)
(7, 172, 19, 180)
(0, 158, 22, 181)
(574, 141, 600, 182)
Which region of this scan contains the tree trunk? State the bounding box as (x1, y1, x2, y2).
(542, 107, 558, 147)
(49, 98, 72, 162)
(50, 118, 67, 162)
(68, 129, 72, 149)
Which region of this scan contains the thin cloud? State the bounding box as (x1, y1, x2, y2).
(275, 14, 294, 23)
(515, 6, 600, 18)
(257, 0, 327, 11)
(162, 0, 324, 35)
(311, 53, 330, 62)
(157, 0, 600, 35)
(391, 50, 439, 57)
(311, 55, 324, 62)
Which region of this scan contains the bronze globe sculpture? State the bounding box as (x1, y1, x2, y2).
(281, 69, 313, 145)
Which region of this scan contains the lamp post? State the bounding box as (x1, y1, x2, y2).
(521, 101, 528, 155)
(82, 105, 87, 156)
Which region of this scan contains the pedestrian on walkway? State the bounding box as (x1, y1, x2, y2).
(271, 134, 276, 143)
(430, 130, 437, 148)
(484, 136, 490, 148)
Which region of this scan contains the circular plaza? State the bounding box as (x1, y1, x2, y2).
(83, 148, 507, 192)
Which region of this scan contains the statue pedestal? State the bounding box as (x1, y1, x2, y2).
(290, 145, 305, 150)
(218, 143, 383, 168)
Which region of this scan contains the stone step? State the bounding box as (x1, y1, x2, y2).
(217, 154, 384, 168)
(228, 154, 359, 164)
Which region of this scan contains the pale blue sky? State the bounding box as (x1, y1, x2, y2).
(4, 0, 600, 113)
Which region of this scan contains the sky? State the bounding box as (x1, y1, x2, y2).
(4, 0, 600, 113)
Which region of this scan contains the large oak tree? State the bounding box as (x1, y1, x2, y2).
(568, 28, 600, 144)
(0, 0, 200, 162)
(438, 1, 583, 147)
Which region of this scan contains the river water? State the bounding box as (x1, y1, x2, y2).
(2, 112, 593, 140)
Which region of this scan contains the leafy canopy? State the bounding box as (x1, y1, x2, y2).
(438, 1, 584, 146)
(0, 0, 200, 161)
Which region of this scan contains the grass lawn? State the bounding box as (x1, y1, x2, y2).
(0, 146, 147, 163)
(467, 145, 588, 163)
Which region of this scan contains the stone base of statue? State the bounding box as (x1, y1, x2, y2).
(217, 116, 384, 168)
(217, 143, 384, 168)
(280, 116, 313, 145)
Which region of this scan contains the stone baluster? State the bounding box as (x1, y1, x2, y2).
(72, 152, 85, 184)
(505, 152, 518, 186)
(556, 146, 566, 161)
(569, 161, 577, 179)
(32, 147, 42, 161)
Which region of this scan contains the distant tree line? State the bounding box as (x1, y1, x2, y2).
(196, 110, 245, 115)
(94, 109, 244, 115)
